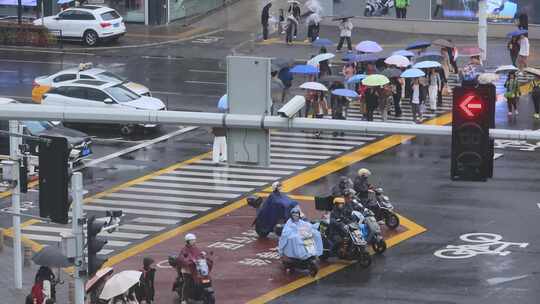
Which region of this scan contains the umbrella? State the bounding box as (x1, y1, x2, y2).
(57, 0, 74, 3)
(319, 75, 345, 84)
(524, 67, 540, 77)
(415, 54, 443, 63)
(32, 245, 72, 268)
(400, 68, 425, 78)
(478, 73, 499, 84)
(362, 74, 389, 87)
(392, 49, 415, 57)
(413, 61, 441, 69)
(332, 89, 358, 98)
(347, 74, 367, 84)
(406, 40, 431, 50)
(287, 0, 300, 4)
(357, 53, 379, 63)
(100, 270, 142, 300)
(459, 47, 482, 57)
(308, 53, 335, 65)
(355, 40, 383, 53)
(495, 65, 519, 74)
(217, 94, 228, 111)
(300, 81, 328, 91)
(384, 55, 410, 67)
(86, 267, 114, 292)
(312, 38, 334, 47)
(432, 39, 454, 48)
(507, 29, 528, 38)
(381, 68, 401, 78)
(290, 64, 319, 75)
(341, 53, 361, 62)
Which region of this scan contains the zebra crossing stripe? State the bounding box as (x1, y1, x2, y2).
(138, 181, 253, 192)
(83, 204, 197, 218)
(271, 131, 378, 141)
(181, 164, 293, 175)
(270, 158, 318, 165)
(270, 136, 365, 145)
(270, 153, 330, 160)
(167, 170, 279, 180)
(133, 218, 180, 225)
(119, 224, 165, 232)
(271, 141, 352, 150)
(123, 186, 240, 199)
(150, 175, 268, 187)
(107, 192, 226, 205)
(195, 159, 306, 170)
(92, 198, 212, 212)
(271, 147, 341, 155)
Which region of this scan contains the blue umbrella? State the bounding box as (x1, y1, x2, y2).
(507, 29, 527, 38)
(341, 53, 361, 62)
(400, 68, 425, 78)
(419, 50, 441, 57)
(406, 40, 431, 50)
(357, 53, 379, 63)
(57, 0, 74, 3)
(392, 49, 415, 57)
(312, 38, 334, 47)
(290, 64, 319, 75)
(347, 74, 366, 84)
(332, 89, 358, 98)
(217, 94, 228, 111)
(413, 60, 441, 69)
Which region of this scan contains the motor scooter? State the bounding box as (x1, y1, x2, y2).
(363, 187, 400, 230)
(168, 253, 215, 304)
(360, 209, 387, 254)
(281, 227, 320, 277)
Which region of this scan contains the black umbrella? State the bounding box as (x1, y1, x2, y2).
(406, 40, 431, 50)
(381, 68, 401, 78)
(415, 54, 443, 63)
(32, 245, 72, 268)
(332, 15, 354, 21)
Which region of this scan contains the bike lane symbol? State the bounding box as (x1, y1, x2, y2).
(434, 233, 529, 259)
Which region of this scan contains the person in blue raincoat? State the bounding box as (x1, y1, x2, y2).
(278, 207, 323, 260)
(255, 182, 298, 236)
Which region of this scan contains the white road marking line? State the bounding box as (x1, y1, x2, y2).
(151, 175, 267, 186)
(101, 240, 131, 247)
(271, 131, 378, 141)
(181, 164, 293, 175)
(270, 158, 318, 165)
(184, 80, 226, 85)
(98, 249, 114, 255)
(133, 217, 180, 225)
(107, 192, 226, 205)
(98, 231, 148, 239)
(23, 234, 61, 242)
(271, 141, 351, 150)
(196, 159, 305, 170)
(271, 153, 329, 160)
(494, 153, 503, 160)
(119, 224, 165, 232)
(167, 170, 278, 181)
(537, 203, 540, 210)
(189, 69, 226, 74)
(139, 181, 253, 192)
(0, 70, 17, 73)
(82, 204, 196, 218)
(125, 186, 240, 199)
(78, 126, 198, 169)
(271, 147, 341, 155)
(0, 58, 66, 65)
(270, 136, 366, 145)
(92, 198, 211, 212)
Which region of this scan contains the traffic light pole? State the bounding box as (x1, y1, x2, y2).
(9, 120, 23, 290)
(71, 172, 85, 304)
(478, 0, 488, 62)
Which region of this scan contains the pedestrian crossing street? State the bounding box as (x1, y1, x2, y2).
(22, 130, 382, 256)
(21, 74, 466, 257)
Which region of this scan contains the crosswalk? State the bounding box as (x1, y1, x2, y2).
(21, 130, 381, 257)
(20, 74, 465, 257)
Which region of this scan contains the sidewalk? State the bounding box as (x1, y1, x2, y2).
(0, 242, 71, 303)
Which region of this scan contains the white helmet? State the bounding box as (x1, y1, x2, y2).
(184, 233, 196, 243)
(272, 181, 282, 192)
(357, 168, 371, 177)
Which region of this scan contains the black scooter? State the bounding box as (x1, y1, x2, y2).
(360, 187, 400, 230)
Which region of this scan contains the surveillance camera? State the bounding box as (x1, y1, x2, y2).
(277, 95, 306, 118)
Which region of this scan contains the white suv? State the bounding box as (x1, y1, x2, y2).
(33, 6, 126, 46)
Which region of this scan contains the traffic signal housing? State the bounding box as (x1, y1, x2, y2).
(451, 84, 495, 181)
(39, 136, 70, 224)
(87, 216, 108, 277)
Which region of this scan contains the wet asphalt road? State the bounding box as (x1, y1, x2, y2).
(279, 133, 540, 304)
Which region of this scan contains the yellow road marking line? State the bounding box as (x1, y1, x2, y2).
(246, 212, 426, 304)
(0, 180, 39, 199)
(125, 27, 208, 40)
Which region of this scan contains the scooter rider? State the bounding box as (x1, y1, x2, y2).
(353, 168, 372, 201)
(177, 233, 213, 303)
(332, 176, 353, 197)
(279, 207, 323, 259)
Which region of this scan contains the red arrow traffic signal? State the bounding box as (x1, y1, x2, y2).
(459, 95, 484, 118)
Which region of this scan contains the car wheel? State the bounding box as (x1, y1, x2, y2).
(120, 124, 135, 136)
(83, 30, 99, 46)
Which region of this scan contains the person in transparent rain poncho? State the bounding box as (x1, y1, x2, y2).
(278, 207, 323, 261)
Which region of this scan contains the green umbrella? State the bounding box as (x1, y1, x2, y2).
(361, 74, 390, 87)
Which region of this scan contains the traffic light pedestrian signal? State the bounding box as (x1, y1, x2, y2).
(451, 84, 495, 181)
(87, 216, 108, 277)
(38, 136, 70, 224)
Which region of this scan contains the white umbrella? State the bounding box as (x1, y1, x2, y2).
(412, 61, 441, 69)
(384, 55, 410, 68)
(495, 65, 518, 74)
(524, 67, 540, 77)
(308, 53, 335, 66)
(99, 270, 142, 300)
(299, 82, 328, 91)
(478, 73, 499, 84)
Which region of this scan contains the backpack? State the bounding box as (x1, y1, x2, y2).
(31, 281, 44, 304)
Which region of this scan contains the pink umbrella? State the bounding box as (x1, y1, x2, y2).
(459, 46, 483, 57)
(86, 267, 113, 292)
(355, 40, 383, 53)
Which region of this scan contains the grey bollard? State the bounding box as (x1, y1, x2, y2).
(23, 245, 32, 267)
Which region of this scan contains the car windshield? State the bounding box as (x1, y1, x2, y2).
(104, 85, 139, 103)
(23, 121, 52, 134)
(97, 71, 126, 83)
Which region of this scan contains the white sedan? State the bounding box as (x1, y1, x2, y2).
(32, 66, 150, 103)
